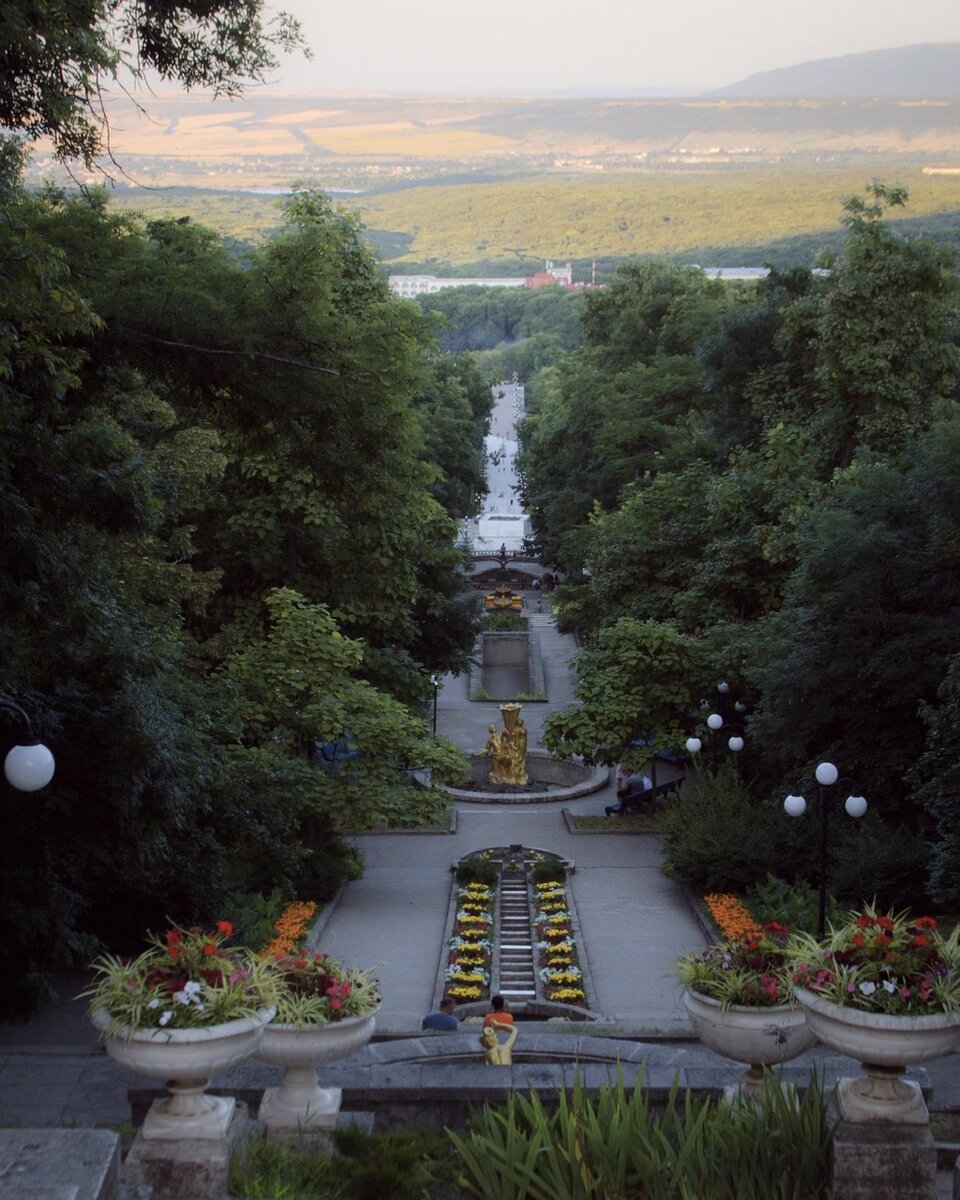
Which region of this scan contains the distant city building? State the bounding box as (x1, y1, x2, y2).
(388, 261, 575, 297)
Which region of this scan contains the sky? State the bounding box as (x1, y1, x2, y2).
(261, 0, 959, 94)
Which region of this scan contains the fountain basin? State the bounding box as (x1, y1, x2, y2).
(443, 751, 608, 804)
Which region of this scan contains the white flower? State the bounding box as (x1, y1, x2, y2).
(183, 980, 202, 996)
(147, 998, 160, 1009)
(158, 1011, 172, 1026)
(859, 981, 877, 996)
(173, 980, 204, 1006)
(882, 980, 896, 993)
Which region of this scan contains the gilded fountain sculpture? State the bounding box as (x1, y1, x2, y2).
(482, 703, 528, 786)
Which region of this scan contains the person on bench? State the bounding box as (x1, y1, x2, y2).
(605, 770, 652, 816)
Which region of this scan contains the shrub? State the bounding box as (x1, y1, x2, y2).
(531, 860, 567, 883)
(745, 875, 841, 936)
(485, 611, 527, 632)
(456, 859, 500, 886)
(660, 766, 800, 892)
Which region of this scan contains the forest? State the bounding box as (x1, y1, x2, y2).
(0, 147, 498, 1018)
(514, 185, 960, 918)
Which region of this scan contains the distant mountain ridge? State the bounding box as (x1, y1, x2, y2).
(708, 43, 960, 99)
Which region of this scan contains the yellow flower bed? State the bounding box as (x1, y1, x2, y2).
(549, 987, 586, 1002)
(704, 892, 761, 940)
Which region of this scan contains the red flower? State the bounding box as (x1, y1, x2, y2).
(216, 920, 234, 937)
(913, 917, 938, 930)
(203, 942, 217, 956)
(852, 933, 865, 947)
(875, 916, 895, 932)
(873, 933, 892, 947)
(855, 915, 874, 929)
(913, 935, 929, 948)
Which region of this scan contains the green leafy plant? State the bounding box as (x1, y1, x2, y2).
(449, 1071, 832, 1200)
(790, 905, 960, 1014)
(745, 874, 841, 936)
(676, 922, 795, 1008)
(531, 860, 567, 884)
(230, 1125, 454, 1200)
(81, 921, 280, 1034)
(223, 888, 287, 953)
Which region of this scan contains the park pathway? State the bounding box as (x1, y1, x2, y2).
(315, 379, 708, 1031)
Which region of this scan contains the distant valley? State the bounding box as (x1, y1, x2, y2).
(24, 43, 960, 271)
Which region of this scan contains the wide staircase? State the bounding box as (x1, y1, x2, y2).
(497, 870, 537, 1003)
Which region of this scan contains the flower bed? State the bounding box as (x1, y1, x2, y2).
(704, 892, 761, 941)
(446, 882, 495, 1002)
(260, 900, 319, 958)
(533, 879, 587, 1006)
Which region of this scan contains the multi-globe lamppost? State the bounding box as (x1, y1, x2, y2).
(783, 761, 867, 938)
(0, 697, 56, 792)
(685, 682, 746, 771)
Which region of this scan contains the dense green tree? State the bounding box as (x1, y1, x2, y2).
(0, 0, 305, 163)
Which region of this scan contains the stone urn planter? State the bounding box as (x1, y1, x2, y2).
(255, 1011, 378, 1130)
(684, 990, 817, 1099)
(90, 1005, 275, 1139)
(793, 986, 960, 1123)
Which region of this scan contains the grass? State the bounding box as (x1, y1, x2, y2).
(570, 810, 662, 832)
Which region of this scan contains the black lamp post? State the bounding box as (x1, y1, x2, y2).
(784, 762, 867, 938)
(1, 697, 56, 791)
(430, 674, 440, 736)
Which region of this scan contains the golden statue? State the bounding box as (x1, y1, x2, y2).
(481, 1020, 518, 1066)
(486, 703, 528, 786)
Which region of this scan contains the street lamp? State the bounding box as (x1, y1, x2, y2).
(784, 761, 867, 938)
(1, 698, 56, 791)
(430, 674, 440, 736)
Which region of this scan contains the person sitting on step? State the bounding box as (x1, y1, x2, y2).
(483, 994, 514, 1028)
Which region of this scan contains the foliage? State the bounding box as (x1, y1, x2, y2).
(531, 860, 567, 884)
(223, 889, 289, 955)
(484, 611, 527, 631)
(543, 618, 703, 771)
(0, 0, 306, 163)
(230, 1125, 454, 1200)
(911, 653, 960, 911)
(455, 859, 500, 887)
(271, 950, 380, 1026)
(449, 1071, 832, 1200)
(81, 921, 279, 1032)
(790, 906, 960, 1015)
(660, 768, 803, 894)
(677, 922, 796, 1009)
(745, 875, 841, 938)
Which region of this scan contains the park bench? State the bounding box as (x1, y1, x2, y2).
(605, 775, 684, 816)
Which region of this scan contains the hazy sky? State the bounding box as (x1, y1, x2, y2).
(262, 0, 959, 93)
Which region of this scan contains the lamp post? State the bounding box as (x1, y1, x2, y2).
(1, 698, 56, 791)
(430, 674, 440, 736)
(687, 682, 745, 771)
(784, 761, 867, 938)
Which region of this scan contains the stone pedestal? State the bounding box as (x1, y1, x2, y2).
(123, 1102, 250, 1200)
(828, 1098, 938, 1200)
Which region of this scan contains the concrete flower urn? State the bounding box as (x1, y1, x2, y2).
(90, 1005, 275, 1139)
(794, 986, 960, 1123)
(254, 1011, 378, 1130)
(684, 990, 817, 1099)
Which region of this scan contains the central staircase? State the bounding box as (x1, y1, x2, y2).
(496, 871, 537, 1002)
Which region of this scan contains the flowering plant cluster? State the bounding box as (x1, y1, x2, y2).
(446, 883, 495, 1001)
(677, 921, 794, 1009)
(533, 880, 587, 1006)
(271, 949, 381, 1026)
(260, 900, 318, 959)
(704, 893, 762, 941)
(790, 906, 960, 1016)
(83, 921, 281, 1034)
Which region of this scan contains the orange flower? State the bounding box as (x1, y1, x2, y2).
(704, 893, 761, 941)
(259, 900, 319, 959)
(216, 920, 234, 937)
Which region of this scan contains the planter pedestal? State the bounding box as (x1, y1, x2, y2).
(794, 986, 960, 1125)
(90, 1005, 274, 1141)
(124, 1100, 251, 1200)
(828, 1096, 939, 1200)
(255, 1012, 377, 1132)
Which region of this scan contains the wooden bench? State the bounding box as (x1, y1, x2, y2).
(605, 776, 684, 816)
